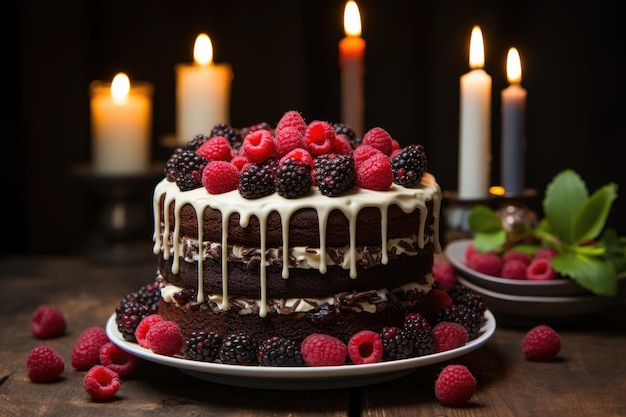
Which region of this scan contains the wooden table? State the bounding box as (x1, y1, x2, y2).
(1, 250, 625, 417)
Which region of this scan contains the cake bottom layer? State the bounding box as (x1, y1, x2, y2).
(158, 283, 430, 345)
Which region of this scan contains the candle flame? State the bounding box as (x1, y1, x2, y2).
(506, 47, 522, 84)
(111, 72, 130, 104)
(489, 185, 506, 196)
(469, 26, 485, 69)
(194, 33, 214, 66)
(344, 1, 362, 37)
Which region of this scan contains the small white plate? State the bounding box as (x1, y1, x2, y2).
(457, 277, 614, 326)
(106, 310, 496, 390)
(445, 239, 590, 297)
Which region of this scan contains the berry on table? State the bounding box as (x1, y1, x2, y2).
(301, 333, 347, 366)
(522, 324, 561, 361)
(26, 345, 65, 382)
(434, 364, 477, 406)
(83, 365, 121, 400)
(31, 305, 66, 339)
(146, 320, 183, 356)
(71, 327, 110, 370)
(99, 341, 139, 376)
(347, 330, 384, 364)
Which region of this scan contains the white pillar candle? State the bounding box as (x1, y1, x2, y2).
(458, 26, 492, 200)
(176, 33, 233, 145)
(339, 1, 365, 138)
(501, 47, 527, 195)
(90, 73, 153, 175)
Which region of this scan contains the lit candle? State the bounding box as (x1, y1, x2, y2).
(176, 33, 233, 145)
(339, 1, 365, 138)
(90, 73, 153, 175)
(501, 47, 527, 195)
(458, 26, 492, 200)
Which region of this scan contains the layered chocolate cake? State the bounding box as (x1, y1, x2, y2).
(152, 111, 442, 351)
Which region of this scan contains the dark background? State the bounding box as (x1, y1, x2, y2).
(6, 0, 625, 256)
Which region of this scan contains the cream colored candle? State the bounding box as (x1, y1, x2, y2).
(501, 47, 527, 195)
(339, 1, 365, 138)
(90, 73, 153, 175)
(458, 26, 492, 200)
(176, 33, 233, 145)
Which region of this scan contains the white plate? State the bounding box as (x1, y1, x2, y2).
(457, 277, 614, 326)
(106, 310, 496, 390)
(445, 239, 590, 296)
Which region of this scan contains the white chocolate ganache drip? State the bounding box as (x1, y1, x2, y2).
(153, 173, 441, 318)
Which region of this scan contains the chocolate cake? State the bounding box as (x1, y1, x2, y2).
(151, 110, 441, 355)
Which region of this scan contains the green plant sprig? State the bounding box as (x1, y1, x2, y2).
(468, 169, 625, 296)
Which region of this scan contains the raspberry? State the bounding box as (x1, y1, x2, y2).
(279, 147, 314, 170)
(332, 134, 354, 156)
(355, 152, 393, 191)
(362, 127, 393, 156)
(380, 326, 415, 360)
(501, 259, 527, 279)
(432, 322, 469, 353)
(522, 324, 561, 361)
(258, 336, 304, 367)
(466, 250, 502, 276)
(241, 129, 276, 163)
(352, 144, 381, 166)
(99, 341, 139, 376)
(71, 327, 110, 370)
(435, 304, 483, 341)
(134, 314, 164, 348)
(314, 154, 355, 196)
(210, 123, 243, 150)
(424, 288, 454, 318)
(390, 144, 428, 187)
(432, 256, 457, 290)
(230, 155, 251, 172)
(434, 364, 477, 406)
(83, 365, 121, 400)
(31, 305, 66, 339)
(26, 345, 65, 382)
(347, 330, 384, 364)
(527, 258, 557, 280)
(301, 334, 347, 366)
(275, 110, 307, 136)
(502, 250, 532, 266)
(146, 320, 183, 356)
(202, 160, 240, 194)
(274, 126, 305, 157)
(276, 157, 312, 198)
(304, 121, 336, 156)
(196, 136, 233, 161)
(535, 247, 558, 259)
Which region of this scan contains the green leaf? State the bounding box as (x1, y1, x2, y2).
(551, 251, 617, 296)
(468, 205, 502, 233)
(473, 230, 507, 252)
(543, 170, 588, 244)
(572, 183, 618, 244)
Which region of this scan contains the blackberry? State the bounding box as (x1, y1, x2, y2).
(210, 123, 243, 150)
(403, 313, 435, 357)
(164, 147, 184, 182)
(435, 304, 483, 341)
(218, 333, 259, 365)
(258, 336, 305, 367)
(314, 154, 355, 196)
(332, 123, 359, 147)
(238, 162, 276, 199)
(390, 144, 428, 187)
(174, 149, 208, 191)
(305, 303, 338, 326)
(448, 286, 487, 316)
(183, 331, 222, 362)
(380, 326, 415, 360)
(115, 302, 149, 342)
(276, 158, 312, 198)
(185, 133, 209, 151)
